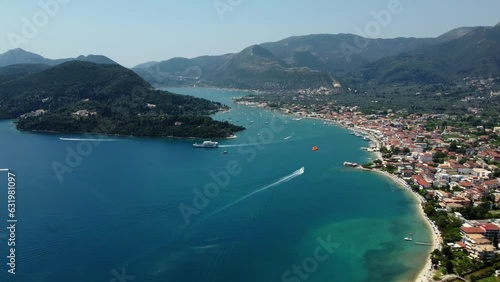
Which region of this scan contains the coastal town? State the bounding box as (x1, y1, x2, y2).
(300, 107, 500, 281)
(236, 97, 500, 281)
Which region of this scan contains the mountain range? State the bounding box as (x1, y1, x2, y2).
(355, 24, 500, 85)
(1, 23, 499, 92)
(131, 23, 499, 91)
(0, 48, 118, 68)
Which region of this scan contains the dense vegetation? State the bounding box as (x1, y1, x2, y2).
(351, 25, 500, 85)
(18, 114, 242, 138)
(0, 61, 244, 138)
(202, 24, 500, 117)
(134, 28, 472, 87)
(134, 45, 334, 91)
(260, 33, 440, 74)
(0, 63, 50, 83)
(420, 189, 500, 277)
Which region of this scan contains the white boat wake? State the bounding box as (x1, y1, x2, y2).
(203, 167, 305, 220)
(218, 144, 248, 148)
(284, 134, 294, 140)
(218, 143, 264, 148)
(59, 138, 122, 142)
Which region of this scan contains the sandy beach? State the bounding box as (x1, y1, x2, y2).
(377, 170, 442, 282)
(270, 110, 443, 281)
(339, 120, 442, 282)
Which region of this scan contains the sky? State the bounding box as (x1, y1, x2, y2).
(0, 0, 499, 67)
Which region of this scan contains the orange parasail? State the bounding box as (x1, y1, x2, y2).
(312, 146, 319, 151)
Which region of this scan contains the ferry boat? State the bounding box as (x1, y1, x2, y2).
(193, 141, 219, 148)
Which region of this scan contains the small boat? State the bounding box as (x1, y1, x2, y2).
(404, 237, 412, 241)
(222, 151, 228, 154)
(193, 141, 219, 148)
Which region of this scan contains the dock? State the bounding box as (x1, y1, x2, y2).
(414, 242, 433, 246)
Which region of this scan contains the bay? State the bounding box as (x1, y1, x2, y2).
(0, 87, 432, 282)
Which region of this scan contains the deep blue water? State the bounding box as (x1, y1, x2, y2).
(0, 88, 431, 282)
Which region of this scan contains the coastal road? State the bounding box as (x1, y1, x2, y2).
(440, 274, 466, 281)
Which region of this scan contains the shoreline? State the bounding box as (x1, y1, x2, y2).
(342, 117, 441, 282)
(369, 169, 442, 282)
(279, 111, 443, 282)
(274, 108, 443, 281)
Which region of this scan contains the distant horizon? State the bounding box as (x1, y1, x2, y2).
(4, 20, 499, 69)
(1, 0, 499, 67)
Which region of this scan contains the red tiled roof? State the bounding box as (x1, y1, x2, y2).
(459, 181, 473, 187)
(416, 177, 431, 187)
(481, 224, 500, 231)
(456, 241, 466, 248)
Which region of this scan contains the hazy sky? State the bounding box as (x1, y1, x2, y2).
(1, 0, 499, 67)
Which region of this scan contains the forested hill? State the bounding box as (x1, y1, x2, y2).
(0, 61, 244, 138)
(355, 24, 500, 85)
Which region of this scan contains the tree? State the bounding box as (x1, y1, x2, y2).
(494, 235, 499, 250)
(442, 245, 452, 259)
(431, 249, 442, 265)
(445, 260, 454, 274)
(424, 202, 436, 217)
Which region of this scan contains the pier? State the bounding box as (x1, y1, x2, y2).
(414, 242, 433, 246)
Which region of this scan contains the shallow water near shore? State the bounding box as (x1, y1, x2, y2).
(0, 87, 431, 282)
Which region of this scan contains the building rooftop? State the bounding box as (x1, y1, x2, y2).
(474, 244, 496, 252)
(461, 226, 486, 234)
(481, 223, 500, 231)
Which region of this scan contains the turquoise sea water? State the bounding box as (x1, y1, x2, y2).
(0, 88, 431, 282)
